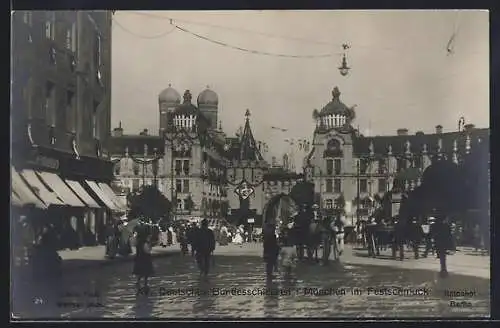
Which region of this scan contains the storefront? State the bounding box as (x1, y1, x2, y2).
(11, 145, 127, 248)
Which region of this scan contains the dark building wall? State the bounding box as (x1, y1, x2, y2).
(11, 11, 112, 159)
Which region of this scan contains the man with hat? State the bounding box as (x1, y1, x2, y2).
(193, 219, 216, 277)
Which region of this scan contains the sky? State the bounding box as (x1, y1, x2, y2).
(111, 10, 489, 167)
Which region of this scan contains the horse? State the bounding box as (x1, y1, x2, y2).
(305, 211, 337, 264)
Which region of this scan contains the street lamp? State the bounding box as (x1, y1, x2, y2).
(130, 147, 163, 189)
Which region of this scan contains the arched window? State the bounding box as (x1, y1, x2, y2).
(324, 139, 343, 157)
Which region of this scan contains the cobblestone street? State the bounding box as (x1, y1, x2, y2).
(13, 243, 490, 319)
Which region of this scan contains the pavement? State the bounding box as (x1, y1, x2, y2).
(14, 242, 490, 319)
(58, 243, 490, 279)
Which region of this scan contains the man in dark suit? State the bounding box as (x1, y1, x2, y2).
(194, 219, 216, 277)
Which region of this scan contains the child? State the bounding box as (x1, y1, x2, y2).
(278, 223, 297, 279)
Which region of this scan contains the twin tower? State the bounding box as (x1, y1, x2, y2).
(158, 84, 219, 134)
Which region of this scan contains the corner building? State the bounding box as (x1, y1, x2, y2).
(11, 11, 125, 251)
(304, 87, 489, 220)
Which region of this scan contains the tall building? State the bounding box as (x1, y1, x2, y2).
(11, 11, 123, 246)
(111, 86, 271, 224)
(304, 87, 489, 220)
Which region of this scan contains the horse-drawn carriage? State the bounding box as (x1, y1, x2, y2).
(262, 181, 343, 264)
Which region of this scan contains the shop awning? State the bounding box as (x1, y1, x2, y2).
(37, 172, 85, 207)
(98, 182, 127, 211)
(11, 191, 22, 207)
(65, 180, 101, 209)
(20, 169, 63, 206)
(85, 180, 120, 211)
(11, 168, 47, 209)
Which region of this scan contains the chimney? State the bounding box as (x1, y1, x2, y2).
(415, 131, 424, 136)
(112, 121, 123, 137)
(464, 124, 475, 132)
(435, 125, 443, 134)
(397, 128, 408, 136)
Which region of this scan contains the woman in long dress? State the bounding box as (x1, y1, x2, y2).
(232, 226, 244, 246)
(133, 233, 154, 289)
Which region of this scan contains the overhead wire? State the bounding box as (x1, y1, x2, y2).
(173, 24, 342, 59)
(112, 16, 176, 39)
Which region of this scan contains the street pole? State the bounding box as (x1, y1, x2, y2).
(142, 161, 145, 187)
(356, 160, 360, 224)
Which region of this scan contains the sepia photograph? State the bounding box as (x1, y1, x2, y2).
(10, 10, 490, 319)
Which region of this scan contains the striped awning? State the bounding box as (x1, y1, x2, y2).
(11, 168, 47, 209)
(37, 172, 85, 207)
(20, 170, 64, 206)
(65, 180, 101, 208)
(98, 182, 127, 211)
(11, 191, 22, 207)
(85, 180, 120, 211)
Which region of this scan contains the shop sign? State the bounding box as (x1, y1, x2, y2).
(29, 155, 59, 170)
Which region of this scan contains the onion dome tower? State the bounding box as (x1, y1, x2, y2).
(197, 86, 219, 130)
(158, 84, 181, 134)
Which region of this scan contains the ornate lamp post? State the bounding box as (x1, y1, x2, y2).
(130, 146, 163, 190)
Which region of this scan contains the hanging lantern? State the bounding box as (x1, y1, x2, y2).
(338, 53, 350, 76)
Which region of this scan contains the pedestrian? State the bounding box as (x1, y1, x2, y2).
(263, 223, 279, 280)
(233, 226, 244, 246)
(432, 216, 453, 277)
(167, 226, 173, 246)
(194, 219, 216, 277)
(133, 233, 154, 290)
(421, 218, 433, 258)
(278, 223, 297, 279)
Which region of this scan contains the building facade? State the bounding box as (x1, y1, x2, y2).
(11, 11, 125, 248)
(111, 86, 272, 223)
(305, 87, 489, 220)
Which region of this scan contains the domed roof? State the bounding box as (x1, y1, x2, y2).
(197, 86, 218, 108)
(158, 84, 181, 104)
(320, 87, 353, 117)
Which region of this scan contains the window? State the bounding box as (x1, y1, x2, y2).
(326, 179, 333, 192)
(176, 199, 183, 211)
(360, 179, 368, 193)
(334, 179, 341, 193)
(183, 180, 189, 193)
(377, 159, 386, 174)
(176, 179, 182, 193)
(359, 159, 368, 174)
(66, 23, 77, 52)
(132, 179, 139, 191)
(325, 199, 333, 209)
(92, 101, 98, 139)
(94, 33, 102, 83)
(175, 160, 182, 175)
(44, 82, 55, 126)
(334, 159, 341, 174)
(45, 12, 56, 40)
(378, 179, 387, 193)
(184, 199, 190, 211)
(183, 160, 190, 175)
(66, 91, 74, 132)
(397, 158, 406, 172)
(23, 11, 33, 26)
(326, 160, 333, 175)
(414, 156, 422, 170)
